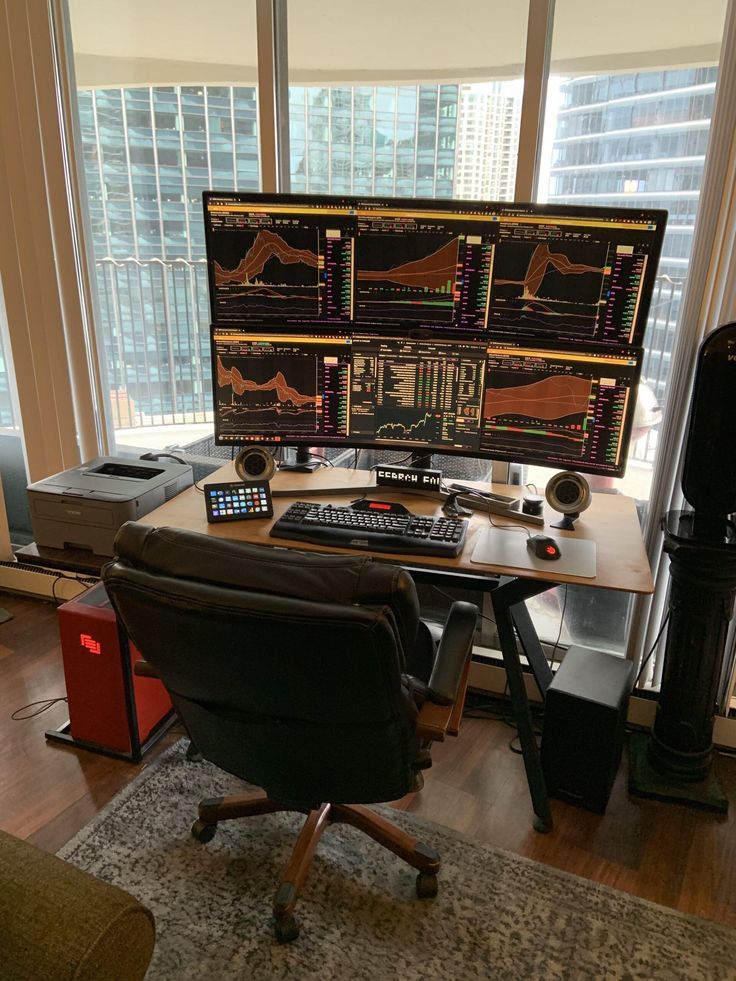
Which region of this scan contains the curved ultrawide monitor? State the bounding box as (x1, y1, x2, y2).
(211, 326, 642, 479)
(203, 191, 667, 348)
(205, 191, 665, 478)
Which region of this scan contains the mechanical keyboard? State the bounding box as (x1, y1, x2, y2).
(269, 500, 467, 556)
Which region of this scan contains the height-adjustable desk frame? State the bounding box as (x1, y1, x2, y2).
(141, 465, 653, 833)
(408, 564, 554, 828)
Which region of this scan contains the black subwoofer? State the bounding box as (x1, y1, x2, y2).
(541, 646, 634, 813)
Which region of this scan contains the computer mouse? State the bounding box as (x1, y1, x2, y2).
(526, 534, 562, 560)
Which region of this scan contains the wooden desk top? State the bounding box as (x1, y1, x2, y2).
(143, 464, 654, 595)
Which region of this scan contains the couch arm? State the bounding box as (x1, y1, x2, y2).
(0, 829, 155, 981)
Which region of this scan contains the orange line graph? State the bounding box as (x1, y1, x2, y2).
(495, 243, 603, 299)
(217, 357, 316, 406)
(484, 375, 592, 420)
(357, 238, 459, 291)
(214, 230, 319, 285)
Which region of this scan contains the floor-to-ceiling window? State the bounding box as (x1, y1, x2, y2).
(54, 0, 730, 661)
(520, 0, 728, 655)
(286, 2, 528, 201)
(66, 0, 260, 453)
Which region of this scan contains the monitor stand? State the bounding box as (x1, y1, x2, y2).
(277, 446, 324, 474)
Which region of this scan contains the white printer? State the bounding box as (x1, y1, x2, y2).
(27, 456, 193, 556)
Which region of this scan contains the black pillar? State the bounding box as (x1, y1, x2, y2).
(629, 511, 736, 811)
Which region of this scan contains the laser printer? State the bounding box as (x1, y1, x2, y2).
(27, 456, 193, 556)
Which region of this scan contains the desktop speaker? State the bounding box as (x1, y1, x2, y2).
(681, 321, 736, 539)
(235, 445, 275, 482)
(545, 471, 591, 530)
(541, 646, 635, 813)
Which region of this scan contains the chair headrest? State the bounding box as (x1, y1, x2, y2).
(112, 522, 420, 645)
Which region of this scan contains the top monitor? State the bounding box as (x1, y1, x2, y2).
(203, 192, 667, 347)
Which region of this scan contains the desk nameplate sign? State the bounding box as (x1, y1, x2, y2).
(375, 465, 442, 491)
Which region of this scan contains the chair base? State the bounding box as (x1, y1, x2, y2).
(191, 791, 441, 943)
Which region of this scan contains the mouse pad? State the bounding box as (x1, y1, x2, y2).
(470, 527, 597, 578)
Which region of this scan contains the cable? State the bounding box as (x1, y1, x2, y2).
(634, 611, 671, 686)
(430, 584, 495, 627)
(488, 512, 532, 538)
(12, 697, 68, 720)
(370, 451, 418, 467)
(139, 451, 186, 466)
(547, 584, 568, 669)
(50, 573, 99, 605)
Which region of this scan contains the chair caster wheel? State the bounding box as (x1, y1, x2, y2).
(274, 913, 300, 944)
(191, 819, 217, 843)
(416, 871, 438, 899)
(533, 815, 553, 834)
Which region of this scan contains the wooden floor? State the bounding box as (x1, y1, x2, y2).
(1, 590, 735, 930)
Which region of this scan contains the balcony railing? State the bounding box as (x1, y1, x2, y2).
(95, 256, 213, 430)
(0, 257, 684, 467)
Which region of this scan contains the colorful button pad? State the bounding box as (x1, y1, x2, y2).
(205, 481, 273, 523)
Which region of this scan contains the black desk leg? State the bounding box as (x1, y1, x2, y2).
(508, 592, 554, 699)
(492, 579, 554, 833)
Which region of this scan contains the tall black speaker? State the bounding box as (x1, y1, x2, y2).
(627, 321, 736, 812)
(541, 646, 634, 813)
(681, 320, 736, 540)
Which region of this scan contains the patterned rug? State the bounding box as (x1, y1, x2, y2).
(59, 741, 736, 980)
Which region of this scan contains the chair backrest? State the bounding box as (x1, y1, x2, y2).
(103, 522, 424, 806)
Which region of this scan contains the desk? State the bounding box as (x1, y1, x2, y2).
(144, 464, 653, 831)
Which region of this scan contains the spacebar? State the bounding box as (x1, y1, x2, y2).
(270, 523, 409, 552)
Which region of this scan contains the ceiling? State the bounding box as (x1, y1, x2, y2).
(68, 0, 728, 88)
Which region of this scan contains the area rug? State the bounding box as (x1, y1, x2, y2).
(59, 741, 736, 980)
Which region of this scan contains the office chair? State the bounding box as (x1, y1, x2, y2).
(103, 522, 477, 943)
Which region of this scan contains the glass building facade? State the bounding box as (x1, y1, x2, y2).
(67, 70, 715, 434)
(547, 67, 717, 280)
(76, 85, 260, 424)
(76, 82, 461, 427)
(545, 67, 718, 419)
(288, 84, 459, 199)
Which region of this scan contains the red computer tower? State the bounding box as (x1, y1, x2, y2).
(49, 582, 174, 761)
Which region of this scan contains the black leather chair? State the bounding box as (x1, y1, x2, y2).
(103, 522, 477, 943)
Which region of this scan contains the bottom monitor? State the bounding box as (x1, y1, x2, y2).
(211, 327, 641, 478)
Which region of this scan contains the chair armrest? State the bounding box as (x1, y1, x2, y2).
(415, 601, 476, 743)
(133, 659, 160, 679)
(415, 650, 471, 741)
(427, 600, 477, 705)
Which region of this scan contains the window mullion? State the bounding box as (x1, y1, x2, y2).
(515, 0, 555, 200)
(257, 0, 290, 192)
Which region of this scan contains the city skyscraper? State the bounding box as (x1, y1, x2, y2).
(288, 84, 459, 199)
(454, 82, 522, 201)
(546, 68, 717, 281)
(69, 70, 714, 428)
